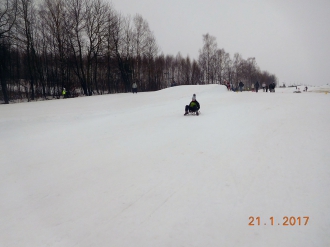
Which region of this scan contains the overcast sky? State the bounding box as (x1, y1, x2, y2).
(109, 0, 330, 86)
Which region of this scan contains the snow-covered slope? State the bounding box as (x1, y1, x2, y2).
(1, 85, 330, 247)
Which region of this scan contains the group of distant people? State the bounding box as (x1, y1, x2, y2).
(260, 82, 276, 92)
(294, 86, 308, 93)
(225, 81, 276, 93)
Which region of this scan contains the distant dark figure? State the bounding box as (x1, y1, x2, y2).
(132, 82, 138, 93)
(269, 82, 276, 92)
(226, 81, 231, 91)
(239, 81, 244, 92)
(62, 88, 73, 98)
(184, 94, 200, 116)
(62, 88, 66, 98)
(255, 81, 260, 93)
(266, 85, 268, 92)
(305, 86, 308, 92)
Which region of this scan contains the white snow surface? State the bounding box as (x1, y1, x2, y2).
(1, 85, 330, 247)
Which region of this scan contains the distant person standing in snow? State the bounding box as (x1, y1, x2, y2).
(255, 81, 260, 93)
(251, 83, 254, 92)
(132, 82, 138, 94)
(305, 86, 308, 92)
(62, 88, 66, 98)
(239, 81, 244, 92)
(226, 81, 230, 91)
(262, 82, 266, 91)
(184, 94, 200, 115)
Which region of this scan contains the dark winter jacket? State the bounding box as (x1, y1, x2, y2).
(255, 81, 260, 88)
(239, 82, 244, 87)
(189, 100, 200, 111)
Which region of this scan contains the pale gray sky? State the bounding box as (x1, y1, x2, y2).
(109, 0, 330, 86)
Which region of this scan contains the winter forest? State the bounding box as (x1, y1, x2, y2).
(0, 0, 278, 104)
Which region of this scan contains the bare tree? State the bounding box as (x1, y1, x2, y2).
(224, 55, 233, 86)
(153, 53, 164, 89)
(132, 14, 150, 83)
(40, 0, 68, 97)
(0, 0, 18, 38)
(164, 54, 174, 87)
(232, 53, 243, 86)
(198, 33, 217, 84)
(191, 59, 201, 85)
(259, 70, 277, 87)
(214, 48, 228, 85)
(183, 56, 192, 85)
(0, 0, 18, 104)
(104, 6, 119, 93)
(65, 0, 88, 95)
(143, 30, 158, 90)
(107, 12, 133, 92)
(245, 57, 259, 86)
(16, 0, 40, 100)
(85, 0, 110, 94)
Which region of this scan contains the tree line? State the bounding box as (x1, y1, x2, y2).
(0, 0, 278, 104)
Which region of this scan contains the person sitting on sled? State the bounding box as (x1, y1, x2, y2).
(184, 94, 200, 115)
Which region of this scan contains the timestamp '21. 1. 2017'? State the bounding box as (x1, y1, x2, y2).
(248, 216, 309, 226)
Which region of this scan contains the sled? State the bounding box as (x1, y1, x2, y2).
(184, 110, 201, 116)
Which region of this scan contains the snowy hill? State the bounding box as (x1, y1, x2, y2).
(1, 85, 330, 247)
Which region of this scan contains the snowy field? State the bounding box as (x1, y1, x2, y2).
(1, 84, 330, 247)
